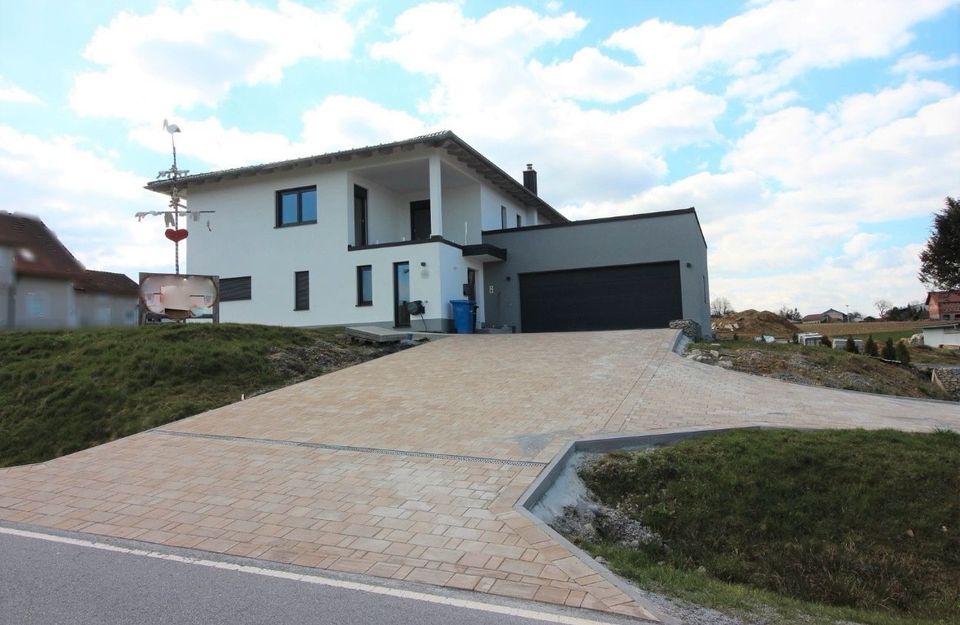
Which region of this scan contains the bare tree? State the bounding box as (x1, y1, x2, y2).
(711, 296, 734, 317)
(777, 305, 802, 321)
(874, 299, 893, 319)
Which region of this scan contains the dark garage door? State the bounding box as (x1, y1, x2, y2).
(519, 262, 682, 332)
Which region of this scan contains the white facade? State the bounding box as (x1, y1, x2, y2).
(182, 145, 546, 330)
(922, 325, 960, 347)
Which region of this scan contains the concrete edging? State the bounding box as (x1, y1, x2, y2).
(513, 425, 770, 625)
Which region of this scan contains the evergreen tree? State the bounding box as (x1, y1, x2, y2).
(896, 341, 911, 365)
(918, 197, 960, 290)
(882, 337, 897, 360)
(820, 335, 832, 347)
(865, 335, 879, 357)
(845, 335, 858, 353)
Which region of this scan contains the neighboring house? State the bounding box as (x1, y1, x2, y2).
(801, 308, 847, 324)
(922, 324, 960, 348)
(926, 291, 960, 321)
(145, 131, 710, 334)
(0, 212, 139, 330)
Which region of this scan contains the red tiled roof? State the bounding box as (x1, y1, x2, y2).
(74, 270, 138, 296)
(926, 291, 960, 305)
(0, 212, 84, 279)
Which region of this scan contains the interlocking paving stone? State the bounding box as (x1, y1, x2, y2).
(2, 329, 958, 620)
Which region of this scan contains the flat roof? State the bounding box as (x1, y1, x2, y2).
(145, 130, 568, 224)
(481, 207, 708, 248)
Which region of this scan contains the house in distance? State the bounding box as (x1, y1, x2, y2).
(145, 131, 711, 334)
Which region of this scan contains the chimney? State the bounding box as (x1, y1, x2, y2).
(522, 163, 537, 195)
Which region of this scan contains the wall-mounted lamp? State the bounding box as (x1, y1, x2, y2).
(685, 262, 692, 268)
(420, 261, 427, 267)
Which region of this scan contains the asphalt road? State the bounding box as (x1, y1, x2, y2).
(0, 528, 630, 625)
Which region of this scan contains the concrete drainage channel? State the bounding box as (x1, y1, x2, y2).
(515, 426, 766, 625)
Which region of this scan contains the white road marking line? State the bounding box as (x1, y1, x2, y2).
(0, 526, 627, 625)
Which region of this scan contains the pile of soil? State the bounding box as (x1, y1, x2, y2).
(711, 309, 799, 339)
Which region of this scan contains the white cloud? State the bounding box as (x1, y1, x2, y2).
(0, 76, 42, 104)
(596, 0, 955, 100)
(892, 52, 960, 75)
(70, 0, 355, 122)
(0, 125, 173, 277)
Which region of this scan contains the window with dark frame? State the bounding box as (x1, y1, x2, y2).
(516, 214, 522, 228)
(294, 271, 309, 310)
(357, 265, 373, 306)
(500, 205, 507, 229)
(219, 276, 251, 301)
(276, 186, 317, 227)
(354, 185, 368, 246)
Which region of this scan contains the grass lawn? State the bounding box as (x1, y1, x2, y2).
(577, 429, 960, 625)
(0, 323, 403, 467)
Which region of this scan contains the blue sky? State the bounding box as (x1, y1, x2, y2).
(1, 0, 958, 316)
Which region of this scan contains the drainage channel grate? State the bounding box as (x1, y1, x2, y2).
(150, 429, 547, 468)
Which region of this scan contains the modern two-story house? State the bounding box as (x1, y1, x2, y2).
(145, 131, 710, 334)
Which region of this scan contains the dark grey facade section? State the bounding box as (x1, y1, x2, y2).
(481, 209, 710, 334)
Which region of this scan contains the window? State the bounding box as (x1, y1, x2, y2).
(356, 265, 372, 306)
(294, 271, 309, 310)
(276, 186, 317, 227)
(354, 185, 368, 246)
(25, 292, 49, 318)
(516, 214, 522, 228)
(500, 205, 507, 229)
(220, 276, 251, 301)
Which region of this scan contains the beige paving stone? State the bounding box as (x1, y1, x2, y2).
(1, 330, 957, 620)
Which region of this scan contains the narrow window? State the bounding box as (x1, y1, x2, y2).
(276, 186, 318, 227)
(357, 265, 372, 306)
(294, 271, 309, 310)
(516, 214, 522, 228)
(500, 205, 507, 229)
(354, 185, 368, 246)
(220, 276, 251, 301)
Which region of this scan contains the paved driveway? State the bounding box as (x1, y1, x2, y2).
(2, 330, 957, 620)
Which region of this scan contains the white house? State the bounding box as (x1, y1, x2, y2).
(146, 131, 711, 333)
(922, 324, 960, 348)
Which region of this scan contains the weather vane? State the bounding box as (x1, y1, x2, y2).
(135, 119, 214, 274)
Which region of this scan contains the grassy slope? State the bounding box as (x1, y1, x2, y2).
(579, 429, 960, 625)
(701, 341, 952, 399)
(0, 324, 400, 467)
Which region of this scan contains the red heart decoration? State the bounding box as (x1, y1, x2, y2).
(164, 228, 189, 242)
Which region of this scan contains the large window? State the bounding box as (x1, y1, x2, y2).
(500, 205, 507, 229)
(294, 271, 309, 310)
(276, 186, 317, 227)
(356, 265, 372, 306)
(354, 185, 368, 246)
(219, 276, 251, 301)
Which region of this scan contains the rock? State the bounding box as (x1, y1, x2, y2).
(909, 333, 924, 346)
(718, 360, 734, 368)
(709, 350, 720, 359)
(669, 319, 703, 340)
(595, 556, 608, 565)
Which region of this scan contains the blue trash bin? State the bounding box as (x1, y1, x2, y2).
(450, 299, 474, 334)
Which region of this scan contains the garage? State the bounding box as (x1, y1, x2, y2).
(518, 261, 682, 332)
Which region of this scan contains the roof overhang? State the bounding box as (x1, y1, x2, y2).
(144, 131, 567, 224)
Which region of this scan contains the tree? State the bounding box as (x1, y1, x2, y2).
(845, 336, 858, 353)
(895, 341, 911, 365)
(820, 335, 832, 347)
(711, 297, 734, 317)
(874, 299, 893, 319)
(778, 306, 802, 321)
(865, 335, 879, 357)
(918, 197, 960, 290)
(882, 337, 897, 360)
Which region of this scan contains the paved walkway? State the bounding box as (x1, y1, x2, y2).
(2, 330, 957, 620)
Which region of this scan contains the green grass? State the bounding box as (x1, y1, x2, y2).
(579, 429, 960, 624)
(0, 324, 400, 467)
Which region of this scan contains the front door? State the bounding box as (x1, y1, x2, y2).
(465, 268, 477, 301)
(410, 200, 431, 241)
(394, 261, 410, 328)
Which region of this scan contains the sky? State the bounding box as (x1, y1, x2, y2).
(1, 0, 958, 317)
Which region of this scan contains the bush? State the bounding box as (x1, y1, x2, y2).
(865, 335, 879, 357)
(896, 341, 911, 364)
(844, 335, 858, 353)
(791, 332, 798, 344)
(820, 335, 832, 347)
(882, 337, 897, 360)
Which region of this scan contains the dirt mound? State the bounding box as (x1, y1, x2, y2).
(711, 309, 799, 339)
